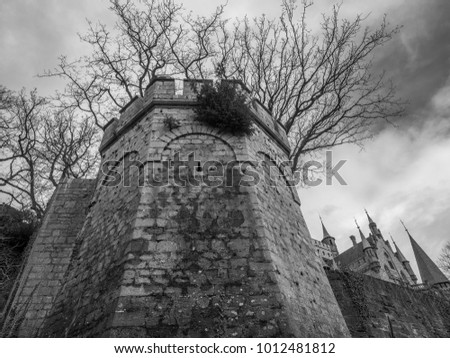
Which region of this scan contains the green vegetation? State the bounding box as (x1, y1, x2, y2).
(194, 81, 254, 136)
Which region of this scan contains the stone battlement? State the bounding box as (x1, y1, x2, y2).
(100, 77, 289, 154)
(3, 76, 350, 338)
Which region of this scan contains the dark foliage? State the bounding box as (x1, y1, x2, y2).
(0, 207, 39, 305)
(194, 81, 254, 136)
(0, 208, 38, 250)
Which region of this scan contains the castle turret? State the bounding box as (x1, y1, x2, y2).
(365, 209, 382, 244)
(356, 220, 380, 272)
(3, 77, 350, 337)
(365, 209, 375, 227)
(402, 221, 449, 287)
(391, 234, 418, 284)
(320, 216, 339, 256)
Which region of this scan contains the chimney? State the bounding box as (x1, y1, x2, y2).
(350, 235, 357, 247)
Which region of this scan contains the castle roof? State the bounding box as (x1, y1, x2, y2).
(391, 235, 408, 263)
(361, 233, 373, 251)
(355, 219, 372, 251)
(334, 228, 378, 267)
(320, 216, 332, 239)
(402, 221, 449, 286)
(335, 242, 364, 267)
(365, 209, 375, 225)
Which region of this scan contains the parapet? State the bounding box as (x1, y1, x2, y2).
(100, 77, 290, 154)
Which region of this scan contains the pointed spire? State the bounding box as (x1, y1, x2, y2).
(319, 215, 331, 239)
(389, 233, 397, 249)
(400, 220, 409, 234)
(400, 220, 415, 241)
(355, 219, 365, 241)
(390, 233, 407, 263)
(402, 220, 449, 286)
(355, 219, 371, 250)
(320, 216, 339, 255)
(365, 208, 375, 225)
(389, 233, 395, 244)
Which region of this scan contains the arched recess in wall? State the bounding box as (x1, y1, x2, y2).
(161, 132, 238, 187)
(256, 151, 300, 205)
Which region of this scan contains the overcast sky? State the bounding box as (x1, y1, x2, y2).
(1, 0, 449, 280)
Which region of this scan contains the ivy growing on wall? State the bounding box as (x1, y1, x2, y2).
(420, 289, 450, 335)
(194, 80, 254, 136)
(341, 271, 372, 331)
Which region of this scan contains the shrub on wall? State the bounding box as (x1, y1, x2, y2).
(194, 80, 254, 136)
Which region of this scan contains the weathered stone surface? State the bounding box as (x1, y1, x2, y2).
(1, 179, 95, 337)
(327, 270, 450, 337)
(4, 78, 350, 337)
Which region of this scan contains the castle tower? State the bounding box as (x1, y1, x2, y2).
(390, 234, 418, 284)
(4, 78, 349, 337)
(365, 209, 382, 244)
(320, 216, 339, 256)
(402, 221, 449, 288)
(356, 220, 380, 273)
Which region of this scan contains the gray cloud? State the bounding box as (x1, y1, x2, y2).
(303, 1, 450, 273)
(303, 91, 450, 271)
(0, 0, 110, 94)
(372, 0, 450, 116)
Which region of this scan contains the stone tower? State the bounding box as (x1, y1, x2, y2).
(356, 220, 381, 273)
(320, 216, 338, 256)
(365, 209, 381, 241)
(2, 78, 349, 337)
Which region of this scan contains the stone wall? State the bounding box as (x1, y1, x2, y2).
(8, 78, 350, 337)
(243, 126, 348, 337)
(1, 179, 95, 337)
(327, 270, 450, 337)
(375, 240, 413, 284)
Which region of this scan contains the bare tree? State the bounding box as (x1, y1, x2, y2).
(0, 240, 22, 294)
(218, 0, 403, 171)
(438, 242, 450, 277)
(43, 0, 226, 128)
(43, 0, 403, 173)
(0, 88, 99, 219)
(0, 86, 13, 113)
(0, 207, 37, 297)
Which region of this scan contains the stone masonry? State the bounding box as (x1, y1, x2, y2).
(3, 78, 350, 337)
(327, 270, 450, 337)
(1, 179, 95, 337)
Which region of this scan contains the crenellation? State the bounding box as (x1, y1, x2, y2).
(117, 96, 144, 129)
(6, 77, 447, 338)
(100, 77, 289, 155)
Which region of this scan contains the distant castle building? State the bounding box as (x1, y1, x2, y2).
(312, 211, 450, 290)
